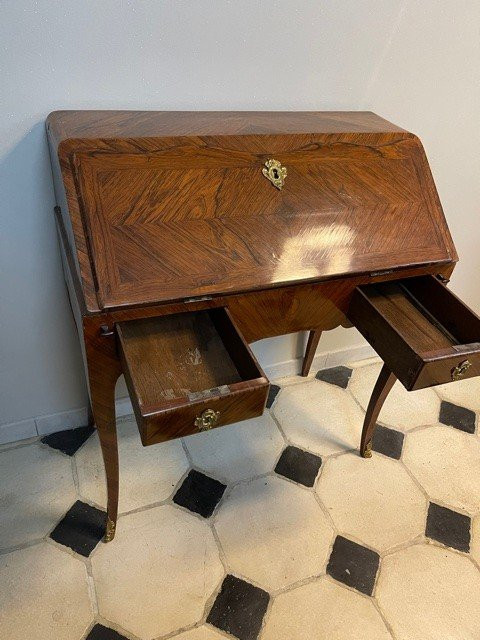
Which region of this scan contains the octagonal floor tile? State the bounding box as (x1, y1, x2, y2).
(262, 577, 391, 640)
(183, 413, 284, 483)
(272, 380, 364, 456)
(75, 418, 189, 513)
(0, 542, 92, 640)
(91, 504, 223, 639)
(317, 452, 426, 552)
(349, 363, 440, 431)
(0, 444, 76, 548)
(214, 476, 334, 591)
(403, 425, 480, 514)
(435, 376, 480, 414)
(376, 544, 480, 640)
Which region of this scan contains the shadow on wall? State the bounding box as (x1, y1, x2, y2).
(0, 123, 313, 428)
(0, 122, 88, 426)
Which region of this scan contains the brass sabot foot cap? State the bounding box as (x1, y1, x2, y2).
(104, 518, 116, 543)
(362, 441, 373, 458)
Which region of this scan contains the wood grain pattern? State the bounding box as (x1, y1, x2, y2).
(117, 308, 269, 445)
(137, 385, 268, 447)
(118, 311, 243, 402)
(83, 317, 122, 541)
(47, 110, 409, 142)
(46, 111, 457, 312)
(72, 139, 452, 310)
(363, 282, 455, 352)
(81, 263, 450, 346)
(45, 111, 467, 541)
(348, 275, 480, 390)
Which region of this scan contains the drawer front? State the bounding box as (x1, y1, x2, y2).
(415, 350, 480, 390)
(139, 384, 268, 446)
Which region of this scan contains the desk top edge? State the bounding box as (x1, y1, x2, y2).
(47, 110, 411, 147)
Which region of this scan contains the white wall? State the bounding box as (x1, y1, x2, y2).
(1, 1, 479, 436)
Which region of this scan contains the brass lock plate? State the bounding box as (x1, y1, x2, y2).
(451, 359, 471, 381)
(195, 408, 220, 431)
(262, 159, 287, 190)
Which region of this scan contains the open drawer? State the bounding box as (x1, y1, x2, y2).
(348, 275, 480, 391)
(117, 308, 269, 446)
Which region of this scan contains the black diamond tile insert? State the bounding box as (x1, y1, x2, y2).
(50, 500, 106, 557)
(266, 384, 281, 408)
(173, 469, 226, 518)
(425, 502, 471, 552)
(207, 574, 270, 640)
(315, 365, 352, 389)
(327, 535, 380, 596)
(275, 445, 322, 487)
(439, 401, 476, 434)
(86, 624, 128, 640)
(371, 424, 404, 460)
(41, 425, 95, 456)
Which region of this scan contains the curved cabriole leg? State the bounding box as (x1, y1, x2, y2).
(85, 322, 122, 542)
(301, 330, 322, 377)
(92, 387, 119, 542)
(360, 363, 396, 458)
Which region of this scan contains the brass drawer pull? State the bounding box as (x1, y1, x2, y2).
(262, 159, 287, 190)
(195, 408, 220, 431)
(451, 360, 471, 381)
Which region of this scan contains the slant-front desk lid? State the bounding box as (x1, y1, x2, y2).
(47, 111, 456, 312)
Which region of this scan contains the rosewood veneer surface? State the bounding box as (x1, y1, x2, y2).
(47, 110, 456, 313)
(46, 111, 473, 539)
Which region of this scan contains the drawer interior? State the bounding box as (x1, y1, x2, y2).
(116, 307, 269, 442)
(349, 275, 480, 390)
(362, 278, 480, 353)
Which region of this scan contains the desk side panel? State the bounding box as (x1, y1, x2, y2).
(46, 121, 100, 313)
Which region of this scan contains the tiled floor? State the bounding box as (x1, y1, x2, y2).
(1, 357, 480, 640)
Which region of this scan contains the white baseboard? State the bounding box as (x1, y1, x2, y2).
(115, 396, 134, 419)
(324, 344, 377, 369)
(0, 406, 91, 445)
(0, 343, 376, 445)
(0, 418, 37, 446)
(263, 343, 376, 380)
(35, 406, 89, 436)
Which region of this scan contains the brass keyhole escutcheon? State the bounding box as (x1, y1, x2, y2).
(195, 408, 220, 431)
(451, 359, 471, 381)
(262, 159, 287, 190)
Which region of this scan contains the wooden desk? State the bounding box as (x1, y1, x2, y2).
(46, 111, 480, 542)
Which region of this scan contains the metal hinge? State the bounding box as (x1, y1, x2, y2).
(183, 295, 213, 304)
(100, 324, 114, 337)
